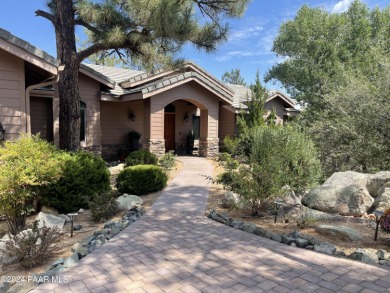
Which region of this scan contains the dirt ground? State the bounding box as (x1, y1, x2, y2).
(0, 159, 183, 279)
(206, 160, 390, 256)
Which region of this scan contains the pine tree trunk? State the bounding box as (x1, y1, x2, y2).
(55, 0, 80, 151)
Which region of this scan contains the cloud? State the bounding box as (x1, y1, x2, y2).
(215, 50, 267, 62)
(332, 0, 352, 13)
(229, 25, 264, 41)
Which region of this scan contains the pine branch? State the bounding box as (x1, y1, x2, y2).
(74, 18, 99, 35)
(35, 10, 57, 28)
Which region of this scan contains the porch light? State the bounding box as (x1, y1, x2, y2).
(0, 122, 5, 140)
(184, 112, 189, 122)
(128, 110, 135, 121)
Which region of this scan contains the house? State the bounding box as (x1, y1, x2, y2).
(0, 28, 299, 159)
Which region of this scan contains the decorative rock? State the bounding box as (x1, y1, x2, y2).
(221, 191, 240, 209)
(43, 264, 65, 279)
(306, 245, 314, 250)
(80, 235, 95, 247)
(314, 242, 336, 255)
(77, 247, 88, 259)
(36, 212, 65, 231)
(109, 163, 125, 175)
(376, 249, 388, 260)
(95, 234, 106, 245)
(367, 171, 390, 197)
(315, 225, 362, 241)
(116, 194, 143, 211)
(334, 251, 346, 257)
(323, 171, 368, 188)
(373, 183, 390, 212)
(63, 251, 79, 268)
(282, 235, 295, 245)
(231, 220, 243, 230)
(295, 238, 309, 248)
(290, 243, 297, 247)
(348, 248, 378, 264)
(264, 231, 273, 239)
(104, 220, 117, 229)
(78, 209, 85, 213)
(226, 218, 234, 226)
(241, 223, 256, 233)
(289, 231, 300, 239)
(270, 233, 282, 243)
(40, 206, 59, 216)
(50, 258, 64, 268)
(94, 229, 109, 237)
(58, 214, 71, 224)
(253, 227, 266, 237)
(73, 224, 82, 231)
(110, 227, 121, 236)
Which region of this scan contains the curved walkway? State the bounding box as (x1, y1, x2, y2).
(33, 157, 390, 293)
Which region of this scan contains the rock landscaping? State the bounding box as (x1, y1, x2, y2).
(207, 209, 390, 266)
(0, 206, 145, 293)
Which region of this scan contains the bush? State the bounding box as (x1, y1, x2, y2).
(159, 151, 175, 171)
(88, 192, 119, 222)
(125, 149, 158, 166)
(116, 165, 168, 195)
(39, 151, 110, 213)
(0, 221, 60, 268)
(0, 134, 61, 235)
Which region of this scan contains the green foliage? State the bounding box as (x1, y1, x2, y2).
(0, 134, 61, 235)
(221, 68, 246, 85)
(116, 165, 168, 195)
(39, 151, 111, 213)
(1, 221, 60, 268)
(217, 126, 321, 216)
(125, 149, 158, 166)
(159, 151, 176, 171)
(88, 192, 119, 222)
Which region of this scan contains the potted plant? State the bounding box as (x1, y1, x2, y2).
(129, 130, 142, 152)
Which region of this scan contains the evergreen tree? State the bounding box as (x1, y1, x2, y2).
(221, 68, 246, 85)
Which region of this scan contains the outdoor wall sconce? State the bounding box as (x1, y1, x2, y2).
(184, 112, 189, 122)
(0, 122, 5, 140)
(128, 110, 135, 121)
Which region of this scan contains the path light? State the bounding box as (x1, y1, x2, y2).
(273, 201, 285, 223)
(67, 213, 78, 238)
(374, 210, 384, 241)
(0, 122, 5, 140)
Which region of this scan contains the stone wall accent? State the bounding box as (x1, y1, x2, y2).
(80, 145, 102, 157)
(148, 139, 165, 157)
(199, 138, 219, 158)
(101, 144, 131, 160)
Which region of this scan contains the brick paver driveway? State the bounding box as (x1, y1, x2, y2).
(33, 157, 390, 293)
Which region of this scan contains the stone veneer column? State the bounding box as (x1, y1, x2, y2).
(148, 139, 165, 156)
(198, 138, 219, 158)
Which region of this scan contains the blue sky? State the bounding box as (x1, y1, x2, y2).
(0, 0, 388, 91)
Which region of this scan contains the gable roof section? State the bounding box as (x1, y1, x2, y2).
(267, 90, 296, 108)
(0, 28, 59, 75)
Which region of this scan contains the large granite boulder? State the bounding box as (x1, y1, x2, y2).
(116, 194, 143, 211)
(366, 171, 390, 197)
(322, 171, 368, 188)
(36, 212, 65, 231)
(373, 183, 390, 212)
(221, 191, 240, 209)
(302, 184, 374, 216)
(315, 225, 362, 241)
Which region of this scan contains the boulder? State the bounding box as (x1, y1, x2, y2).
(348, 248, 378, 264)
(322, 171, 368, 188)
(373, 183, 390, 212)
(109, 163, 125, 175)
(314, 242, 336, 255)
(73, 224, 82, 231)
(36, 212, 65, 231)
(40, 206, 59, 216)
(315, 225, 362, 241)
(295, 238, 309, 248)
(116, 194, 143, 211)
(241, 223, 256, 233)
(58, 214, 71, 224)
(64, 252, 79, 268)
(221, 191, 240, 209)
(376, 249, 388, 260)
(366, 171, 390, 197)
(302, 184, 374, 217)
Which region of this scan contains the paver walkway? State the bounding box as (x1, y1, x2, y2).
(33, 157, 390, 293)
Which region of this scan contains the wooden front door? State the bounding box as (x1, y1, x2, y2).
(30, 97, 54, 142)
(164, 113, 175, 151)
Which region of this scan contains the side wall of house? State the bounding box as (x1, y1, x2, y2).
(218, 104, 235, 141)
(264, 97, 289, 124)
(0, 49, 26, 141)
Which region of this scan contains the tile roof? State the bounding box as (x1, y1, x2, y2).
(0, 28, 60, 67)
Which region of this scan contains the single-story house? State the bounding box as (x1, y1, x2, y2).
(0, 28, 299, 159)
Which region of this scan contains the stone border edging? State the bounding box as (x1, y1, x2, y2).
(207, 209, 390, 267)
(1, 207, 145, 293)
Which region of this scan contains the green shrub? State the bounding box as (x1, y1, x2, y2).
(125, 149, 158, 166)
(88, 192, 119, 222)
(159, 151, 175, 171)
(1, 221, 60, 268)
(39, 151, 110, 213)
(0, 134, 61, 235)
(116, 165, 168, 195)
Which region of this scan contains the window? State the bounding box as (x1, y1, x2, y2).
(192, 115, 200, 139)
(80, 102, 86, 142)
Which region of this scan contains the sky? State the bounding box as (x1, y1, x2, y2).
(0, 0, 388, 91)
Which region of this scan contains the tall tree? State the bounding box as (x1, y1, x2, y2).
(36, 0, 250, 151)
(221, 68, 246, 85)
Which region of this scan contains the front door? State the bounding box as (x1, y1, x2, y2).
(30, 96, 54, 142)
(164, 113, 175, 152)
